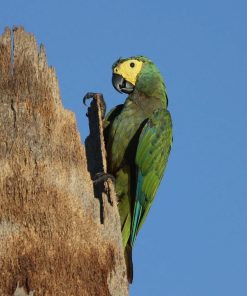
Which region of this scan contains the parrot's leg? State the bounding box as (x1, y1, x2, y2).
(83, 92, 106, 118)
(93, 172, 115, 205)
(93, 172, 115, 184)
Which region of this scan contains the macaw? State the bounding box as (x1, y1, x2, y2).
(103, 56, 173, 283)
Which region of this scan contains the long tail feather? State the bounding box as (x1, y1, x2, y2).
(124, 244, 133, 283)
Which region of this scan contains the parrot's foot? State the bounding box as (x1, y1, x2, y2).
(93, 172, 115, 184)
(83, 92, 106, 118)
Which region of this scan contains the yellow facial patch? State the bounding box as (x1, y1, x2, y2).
(113, 59, 143, 85)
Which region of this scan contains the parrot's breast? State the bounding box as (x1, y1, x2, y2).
(107, 93, 163, 173)
(108, 99, 145, 172)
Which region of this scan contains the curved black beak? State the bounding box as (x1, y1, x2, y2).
(112, 73, 135, 94)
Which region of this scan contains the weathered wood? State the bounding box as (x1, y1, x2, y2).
(0, 27, 128, 296)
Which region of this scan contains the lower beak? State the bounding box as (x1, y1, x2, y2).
(112, 73, 135, 94)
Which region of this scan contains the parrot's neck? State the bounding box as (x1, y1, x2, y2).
(135, 64, 168, 109)
(127, 89, 166, 119)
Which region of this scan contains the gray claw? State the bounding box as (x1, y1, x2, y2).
(83, 92, 97, 106)
(83, 92, 106, 118)
(93, 172, 115, 184)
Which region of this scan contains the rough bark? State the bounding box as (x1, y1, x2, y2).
(0, 27, 128, 296)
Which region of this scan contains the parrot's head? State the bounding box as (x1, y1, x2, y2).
(112, 56, 145, 94)
(112, 56, 165, 97)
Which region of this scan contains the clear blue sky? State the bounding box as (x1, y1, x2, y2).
(2, 1, 247, 295)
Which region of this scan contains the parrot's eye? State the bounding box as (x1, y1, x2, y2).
(130, 62, 135, 68)
(115, 68, 118, 72)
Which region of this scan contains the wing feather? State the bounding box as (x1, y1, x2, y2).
(130, 109, 172, 245)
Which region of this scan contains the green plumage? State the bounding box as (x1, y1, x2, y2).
(104, 56, 172, 282)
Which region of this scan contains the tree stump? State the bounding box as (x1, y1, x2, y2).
(0, 27, 128, 296)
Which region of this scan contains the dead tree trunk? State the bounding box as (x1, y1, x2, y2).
(0, 27, 128, 296)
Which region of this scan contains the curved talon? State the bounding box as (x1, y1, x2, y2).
(83, 92, 106, 118)
(83, 92, 103, 106)
(83, 92, 95, 106)
(93, 172, 115, 184)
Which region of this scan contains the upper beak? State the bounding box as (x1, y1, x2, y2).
(112, 73, 135, 94)
(112, 73, 123, 93)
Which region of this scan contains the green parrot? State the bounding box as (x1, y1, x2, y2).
(103, 56, 173, 283)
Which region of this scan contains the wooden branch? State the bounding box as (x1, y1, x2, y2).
(0, 27, 128, 296)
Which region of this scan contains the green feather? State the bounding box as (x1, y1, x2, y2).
(130, 109, 172, 245)
(104, 55, 173, 282)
